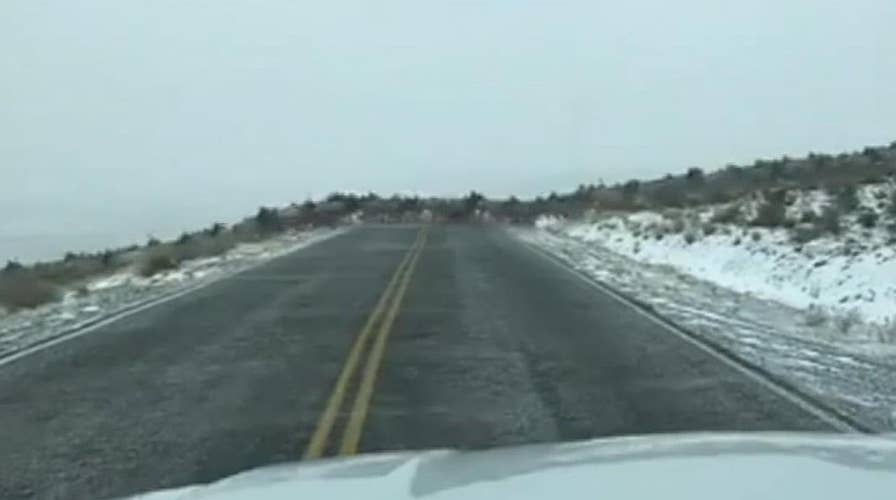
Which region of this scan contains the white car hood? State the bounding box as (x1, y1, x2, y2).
(132, 433, 896, 500)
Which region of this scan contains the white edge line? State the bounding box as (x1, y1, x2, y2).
(0, 227, 351, 368)
(511, 229, 863, 434)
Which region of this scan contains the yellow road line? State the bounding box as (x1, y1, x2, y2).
(339, 227, 429, 455)
(302, 228, 425, 459)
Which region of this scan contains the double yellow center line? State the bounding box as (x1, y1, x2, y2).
(303, 227, 429, 459)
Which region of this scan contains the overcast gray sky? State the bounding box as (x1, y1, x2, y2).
(2, 0, 895, 261)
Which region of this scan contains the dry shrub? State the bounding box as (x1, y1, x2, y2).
(171, 233, 237, 261)
(857, 210, 879, 229)
(668, 216, 686, 233)
(876, 319, 896, 343)
(889, 190, 896, 216)
(32, 257, 108, 286)
(803, 305, 829, 327)
(834, 185, 859, 212)
(751, 190, 787, 227)
(138, 251, 179, 277)
(0, 272, 60, 310)
(833, 309, 862, 335)
(816, 205, 842, 235)
(711, 204, 742, 224)
(791, 224, 824, 244)
(799, 210, 817, 223)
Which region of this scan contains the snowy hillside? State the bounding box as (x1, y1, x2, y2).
(534, 182, 896, 339)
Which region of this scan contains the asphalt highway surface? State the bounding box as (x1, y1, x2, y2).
(0, 225, 838, 499)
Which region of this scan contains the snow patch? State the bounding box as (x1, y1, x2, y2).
(534, 183, 896, 329)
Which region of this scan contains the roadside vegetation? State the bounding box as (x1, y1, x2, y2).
(3, 140, 896, 313)
(521, 141, 896, 338)
(494, 141, 896, 251)
(1, 205, 339, 312)
(0, 193, 487, 312)
(490, 141, 896, 221)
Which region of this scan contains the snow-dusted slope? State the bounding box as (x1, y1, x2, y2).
(536, 184, 896, 334)
(0, 228, 345, 360)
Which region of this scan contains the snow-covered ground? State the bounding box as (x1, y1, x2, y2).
(0, 228, 346, 360)
(515, 183, 896, 431)
(537, 184, 896, 332)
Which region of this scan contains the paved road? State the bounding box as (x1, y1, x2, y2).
(0, 225, 837, 499)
